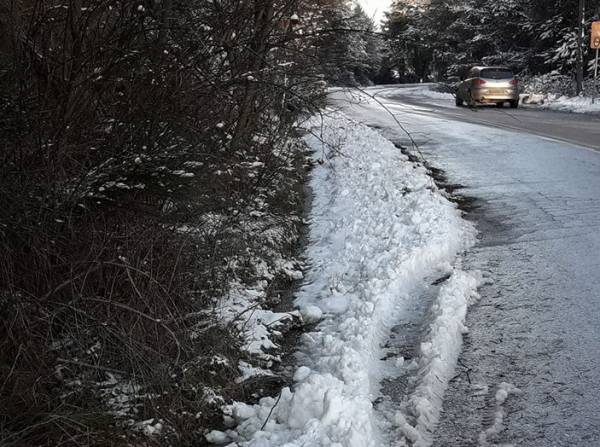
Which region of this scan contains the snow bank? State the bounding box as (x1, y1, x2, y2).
(395, 270, 481, 447)
(208, 112, 476, 446)
(522, 93, 600, 114)
(537, 94, 600, 114)
(378, 85, 454, 101)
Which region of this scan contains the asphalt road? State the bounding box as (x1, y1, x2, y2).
(332, 87, 600, 446)
(372, 84, 600, 151)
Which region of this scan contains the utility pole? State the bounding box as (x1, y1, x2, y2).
(576, 0, 585, 95)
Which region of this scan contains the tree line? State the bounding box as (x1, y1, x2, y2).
(377, 0, 600, 88)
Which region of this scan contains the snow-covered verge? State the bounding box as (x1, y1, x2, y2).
(521, 92, 600, 114)
(206, 111, 479, 446)
(393, 270, 481, 447)
(520, 73, 600, 114)
(376, 84, 455, 102)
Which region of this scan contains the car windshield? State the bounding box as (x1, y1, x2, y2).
(480, 68, 513, 79)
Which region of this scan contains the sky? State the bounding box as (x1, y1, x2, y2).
(358, 0, 391, 26)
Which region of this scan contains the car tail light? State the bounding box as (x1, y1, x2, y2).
(510, 79, 518, 85)
(473, 79, 487, 86)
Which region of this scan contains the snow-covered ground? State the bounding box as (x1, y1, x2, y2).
(522, 92, 600, 114)
(206, 110, 478, 446)
(375, 85, 454, 103)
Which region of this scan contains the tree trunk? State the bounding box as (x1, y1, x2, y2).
(576, 0, 585, 95)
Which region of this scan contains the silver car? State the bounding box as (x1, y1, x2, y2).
(456, 66, 519, 108)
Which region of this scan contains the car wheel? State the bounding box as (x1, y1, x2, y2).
(455, 96, 463, 107)
(496, 102, 504, 108)
(510, 100, 519, 109)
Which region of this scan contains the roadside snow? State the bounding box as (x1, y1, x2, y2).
(477, 382, 522, 447)
(526, 93, 600, 114)
(377, 85, 454, 102)
(395, 270, 481, 447)
(208, 111, 477, 446)
(215, 282, 301, 360)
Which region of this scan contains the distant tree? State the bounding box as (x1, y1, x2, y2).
(380, 0, 600, 83)
(315, 0, 383, 85)
(381, 1, 433, 82)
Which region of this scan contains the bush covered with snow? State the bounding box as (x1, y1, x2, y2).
(520, 73, 600, 114)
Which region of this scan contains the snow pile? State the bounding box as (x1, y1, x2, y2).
(520, 72, 600, 114)
(378, 85, 454, 101)
(520, 93, 546, 105)
(207, 112, 476, 446)
(478, 382, 522, 447)
(215, 282, 302, 360)
(395, 270, 481, 447)
(532, 93, 600, 114)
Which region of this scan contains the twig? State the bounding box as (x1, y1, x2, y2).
(457, 359, 472, 384)
(85, 297, 181, 366)
(0, 344, 23, 395)
(260, 391, 283, 431)
(56, 358, 126, 376)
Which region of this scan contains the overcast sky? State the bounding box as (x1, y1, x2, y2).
(358, 0, 391, 27)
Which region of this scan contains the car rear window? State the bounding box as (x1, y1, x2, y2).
(480, 68, 513, 79)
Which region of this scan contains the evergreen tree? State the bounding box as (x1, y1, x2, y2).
(381, 0, 600, 81)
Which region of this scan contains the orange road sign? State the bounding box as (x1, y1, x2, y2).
(592, 22, 600, 49)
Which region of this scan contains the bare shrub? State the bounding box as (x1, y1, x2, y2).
(0, 0, 324, 444)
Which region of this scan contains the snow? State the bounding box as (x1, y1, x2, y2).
(135, 419, 164, 437)
(376, 85, 454, 102)
(208, 111, 477, 446)
(293, 366, 312, 382)
(207, 429, 231, 444)
(394, 270, 482, 446)
(215, 283, 301, 358)
(299, 305, 323, 324)
(520, 93, 546, 105)
(237, 361, 276, 384)
(477, 382, 521, 447)
(531, 93, 600, 115)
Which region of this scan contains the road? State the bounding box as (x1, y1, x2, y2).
(331, 86, 600, 446)
(372, 84, 600, 151)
